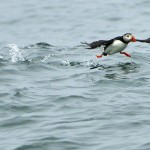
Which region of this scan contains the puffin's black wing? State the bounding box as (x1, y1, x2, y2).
(81, 38, 115, 49)
(81, 40, 106, 49)
(136, 38, 150, 43)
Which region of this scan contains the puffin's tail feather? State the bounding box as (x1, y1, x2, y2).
(81, 40, 106, 49)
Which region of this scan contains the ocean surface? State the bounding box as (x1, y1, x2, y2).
(0, 0, 150, 150)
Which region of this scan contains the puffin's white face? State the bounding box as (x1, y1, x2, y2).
(123, 33, 136, 43)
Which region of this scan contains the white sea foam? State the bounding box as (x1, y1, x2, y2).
(41, 54, 51, 63)
(61, 59, 70, 66)
(8, 43, 25, 63)
(0, 55, 3, 59)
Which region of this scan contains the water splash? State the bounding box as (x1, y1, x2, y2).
(0, 55, 3, 60)
(8, 43, 25, 62)
(61, 59, 70, 66)
(41, 54, 52, 63)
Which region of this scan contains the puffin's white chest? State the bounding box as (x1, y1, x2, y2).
(105, 40, 127, 55)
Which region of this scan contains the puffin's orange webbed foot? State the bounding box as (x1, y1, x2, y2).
(120, 52, 131, 57)
(96, 54, 103, 58)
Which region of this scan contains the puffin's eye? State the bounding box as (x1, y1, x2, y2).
(127, 35, 130, 37)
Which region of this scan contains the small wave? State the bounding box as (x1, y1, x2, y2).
(7, 43, 25, 63)
(35, 42, 52, 47)
(25, 42, 53, 49)
(90, 62, 139, 73)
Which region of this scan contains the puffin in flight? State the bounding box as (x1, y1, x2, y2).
(82, 33, 150, 58)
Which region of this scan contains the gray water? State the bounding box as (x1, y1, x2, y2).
(0, 0, 150, 150)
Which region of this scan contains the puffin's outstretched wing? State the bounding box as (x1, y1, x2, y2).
(136, 38, 150, 43)
(81, 39, 115, 49)
(81, 40, 106, 49)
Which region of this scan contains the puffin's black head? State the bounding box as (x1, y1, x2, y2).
(123, 33, 136, 43)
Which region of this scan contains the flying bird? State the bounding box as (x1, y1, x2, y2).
(82, 33, 150, 58)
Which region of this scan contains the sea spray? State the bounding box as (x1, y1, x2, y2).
(0, 55, 3, 60)
(8, 43, 24, 62)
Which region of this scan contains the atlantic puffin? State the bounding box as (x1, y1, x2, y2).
(82, 33, 137, 58)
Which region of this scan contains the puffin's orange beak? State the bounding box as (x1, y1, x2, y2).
(131, 36, 136, 42)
